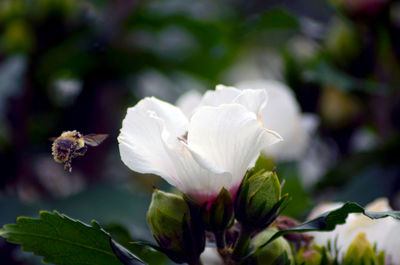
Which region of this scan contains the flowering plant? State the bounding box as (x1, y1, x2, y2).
(118, 85, 282, 204)
(1, 85, 400, 265)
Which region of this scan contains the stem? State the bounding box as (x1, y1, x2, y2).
(232, 225, 252, 261)
(215, 230, 226, 250)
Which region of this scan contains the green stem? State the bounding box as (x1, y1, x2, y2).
(215, 230, 226, 250)
(232, 225, 252, 261)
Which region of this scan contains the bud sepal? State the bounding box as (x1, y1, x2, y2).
(235, 170, 286, 231)
(246, 227, 294, 265)
(201, 187, 234, 232)
(147, 190, 205, 264)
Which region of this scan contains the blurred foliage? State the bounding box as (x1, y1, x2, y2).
(1, 0, 400, 263)
(278, 163, 313, 220)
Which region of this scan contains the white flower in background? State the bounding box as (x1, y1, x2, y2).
(298, 136, 338, 188)
(236, 80, 318, 161)
(118, 86, 282, 204)
(308, 198, 400, 264)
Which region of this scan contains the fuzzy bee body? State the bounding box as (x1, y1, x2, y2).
(51, 130, 108, 172)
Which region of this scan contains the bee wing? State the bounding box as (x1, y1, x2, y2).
(83, 134, 109, 147)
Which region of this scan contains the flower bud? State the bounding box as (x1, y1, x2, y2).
(235, 170, 281, 230)
(343, 232, 385, 265)
(295, 247, 324, 265)
(201, 187, 234, 232)
(249, 227, 294, 265)
(147, 190, 204, 264)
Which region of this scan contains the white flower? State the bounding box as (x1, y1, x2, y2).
(200, 247, 222, 265)
(118, 85, 282, 204)
(176, 80, 317, 161)
(308, 198, 400, 264)
(235, 80, 318, 161)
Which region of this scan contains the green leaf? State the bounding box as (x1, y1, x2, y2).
(251, 154, 275, 173)
(255, 202, 400, 251)
(110, 239, 145, 265)
(104, 223, 169, 265)
(0, 211, 128, 265)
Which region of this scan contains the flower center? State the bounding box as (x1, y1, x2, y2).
(178, 131, 188, 144)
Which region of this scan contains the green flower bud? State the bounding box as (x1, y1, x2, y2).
(201, 187, 234, 232)
(295, 247, 323, 265)
(250, 227, 294, 265)
(235, 170, 281, 230)
(147, 190, 204, 264)
(343, 232, 385, 265)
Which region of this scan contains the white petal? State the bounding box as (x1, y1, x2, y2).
(187, 104, 282, 190)
(277, 113, 318, 161)
(262, 117, 307, 160)
(118, 97, 188, 187)
(198, 85, 241, 107)
(164, 143, 232, 204)
(301, 114, 319, 135)
(175, 90, 203, 118)
(382, 222, 400, 264)
(199, 85, 268, 116)
(233, 89, 268, 117)
(138, 97, 188, 147)
(237, 79, 312, 161)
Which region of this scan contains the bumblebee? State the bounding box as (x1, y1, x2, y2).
(51, 130, 108, 172)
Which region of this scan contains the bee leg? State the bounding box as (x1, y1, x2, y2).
(64, 160, 72, 172)
(64, 153, 73, 172)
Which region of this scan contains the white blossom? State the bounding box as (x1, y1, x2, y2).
(118, 85, 282, 204)
(236, 80, 318, 161)
(308, 198, 400, 264)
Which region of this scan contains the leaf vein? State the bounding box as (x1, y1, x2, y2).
(7, 231, 114, 257)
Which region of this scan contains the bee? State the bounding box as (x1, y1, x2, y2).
(51, 130, 108, 172)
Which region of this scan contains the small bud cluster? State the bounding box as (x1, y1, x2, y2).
(146, 168, 292, 264)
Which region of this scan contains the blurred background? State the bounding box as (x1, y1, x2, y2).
(1, 0, 400, 264)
